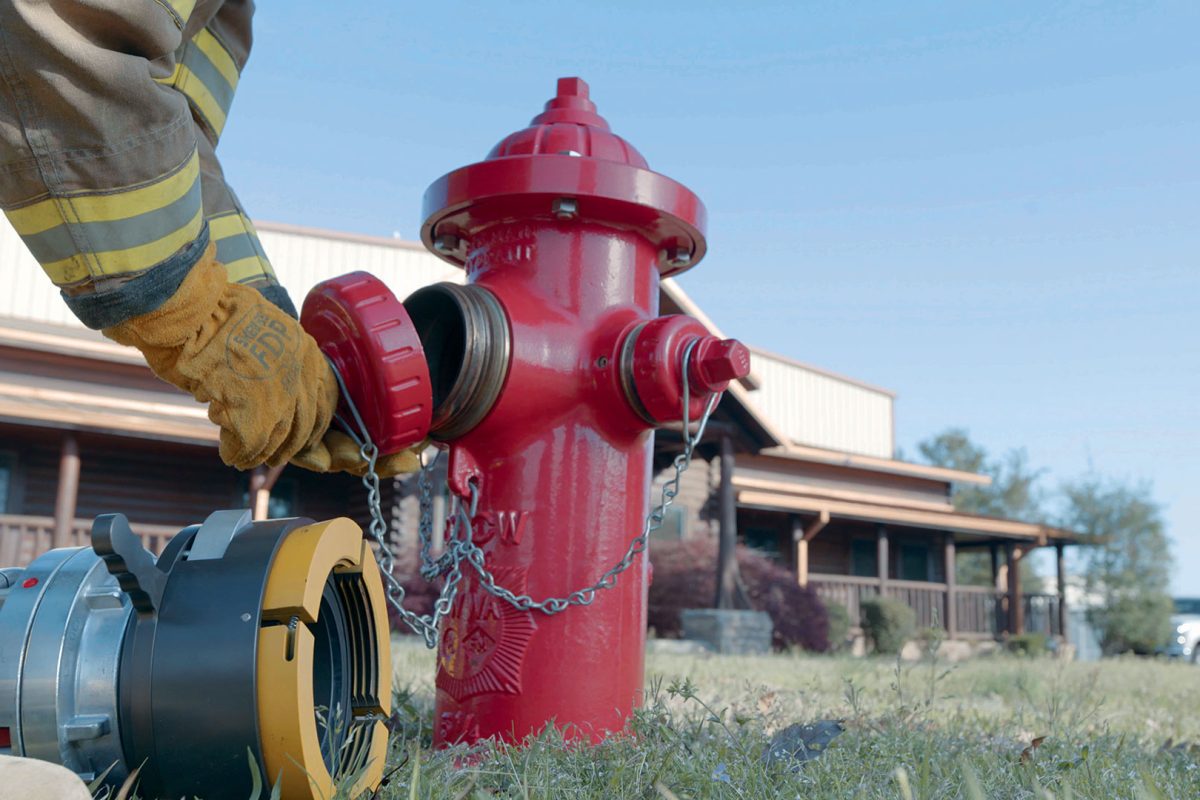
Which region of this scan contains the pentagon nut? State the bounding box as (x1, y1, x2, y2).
(690, 338, 751, 392)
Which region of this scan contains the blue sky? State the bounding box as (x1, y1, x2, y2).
(219, 2, 1199, 593)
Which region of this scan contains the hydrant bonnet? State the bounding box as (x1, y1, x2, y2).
(421, 77, 707, 276)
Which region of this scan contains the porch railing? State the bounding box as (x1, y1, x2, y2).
(810, 573, 1062, 640)
(0, 514, 177, 568)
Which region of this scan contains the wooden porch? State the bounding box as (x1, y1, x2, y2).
(808, 573, 1065, 639)
(0, 513, 177, 566)
(729, 488, 1074, 640)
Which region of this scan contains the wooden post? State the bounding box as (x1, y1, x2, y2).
(793, 515, 808, 588)
(876, 525, 889, 594)
(1006, 543, 1025, 635)
(52, 433, 80, 548)
(943, 533, 957, 638)
(989, 543, 1003, 636)
(793, 510, 829, 588)
(715, 434, 738, 609)
(250, 463, 287, 521)
(1056, 542, 1068, 642)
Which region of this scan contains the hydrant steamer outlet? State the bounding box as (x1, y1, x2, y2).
(304, 77, 751, 746)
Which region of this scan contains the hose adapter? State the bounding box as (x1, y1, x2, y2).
(0, 512, 391, 799)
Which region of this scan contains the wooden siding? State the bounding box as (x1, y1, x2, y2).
(0, 423, 371, 534)
(0, 218, 462, 333)
(1, 219, 78, 328)
(256, 224, 462, 306)
(0, 514, 179, 567)
(803, 520, 948, 582)
(650, 453, 719, 539)
(736, 453, 952, 509)
(745, 348, 894, 458)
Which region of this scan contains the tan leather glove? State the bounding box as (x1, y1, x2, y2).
(104, 245, 419, 477)
(291, 430, 423, 477)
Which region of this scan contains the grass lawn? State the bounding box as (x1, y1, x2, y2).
(377, 637, 1200, 799)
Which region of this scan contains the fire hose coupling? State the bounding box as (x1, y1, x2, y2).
(619, 315, 752, 425)
(0, 512, 391, 799)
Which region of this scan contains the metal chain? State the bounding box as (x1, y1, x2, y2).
(328, 366, 465, 647)
(326, 338, 720, 647)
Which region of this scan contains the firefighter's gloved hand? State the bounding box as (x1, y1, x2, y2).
(103, 244, 339, 470)
(291, 430, 423, 477)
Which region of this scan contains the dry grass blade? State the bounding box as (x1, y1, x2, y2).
(114, 761, 144, 800)
(87, 761, 118, 795)
(893, 766, 915, 800)
(247, 746, 263, 800)
(409, 742, 421, 800)
(959, 758, 986, 800)
(654, 781, 682, 800)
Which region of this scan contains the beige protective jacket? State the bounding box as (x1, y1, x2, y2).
(0, 0, 291, 328)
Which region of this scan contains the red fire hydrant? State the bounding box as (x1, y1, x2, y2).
(303, 77, 751, 746)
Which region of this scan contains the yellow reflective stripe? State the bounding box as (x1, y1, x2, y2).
(209, 212, 276, 284)
(153, 62, 182, 87)
(5, 153, 200, 236)
(165, 0, 196, 24)
(192, 29, 240, 91)
(152, 0, 196, 28)
(224, 256, 273, 284)
(177, 65, 227, 136)
(40, 207, 204, 283)
(209, 212, 249, 241)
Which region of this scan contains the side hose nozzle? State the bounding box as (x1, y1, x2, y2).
(619, 315, 751, 425)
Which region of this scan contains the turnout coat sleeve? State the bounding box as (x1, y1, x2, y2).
(0, 0, 293, 328)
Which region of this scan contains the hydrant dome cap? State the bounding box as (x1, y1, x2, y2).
(485, 77, 649, 168)
(422, 76, 706, 276)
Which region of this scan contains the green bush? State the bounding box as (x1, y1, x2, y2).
(647, 539, 830, 651)
(825, 602, 851, 652)
(860, 596, 916, 654)
(1005, 632, 1049, 656)
(1090, 592, 1174, 655)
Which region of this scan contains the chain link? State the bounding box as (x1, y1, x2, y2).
(326, 338, 720, 648)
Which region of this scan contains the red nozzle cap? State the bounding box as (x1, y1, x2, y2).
(690, 338, 752, 393)
(301, 273, 433, 454)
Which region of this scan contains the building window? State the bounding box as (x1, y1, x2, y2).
(239, 476, 297, 519)
(900, 544, 930, 581)
(650, 505, 687, 542)
(851, 539, 877, 577)
(742, 526, 783, 563)
(0, 452, 13, 514)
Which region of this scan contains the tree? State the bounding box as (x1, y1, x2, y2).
(1061, 478, 1173, 654)
(917, 428, 1044, 588)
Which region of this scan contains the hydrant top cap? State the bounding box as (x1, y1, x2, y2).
(486, 77, 649, 168)
(422, 76, 706, 276)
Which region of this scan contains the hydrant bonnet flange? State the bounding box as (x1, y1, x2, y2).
(421, 77, 707, 277)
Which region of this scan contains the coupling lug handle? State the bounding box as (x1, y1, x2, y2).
(92, 513, 166, 615)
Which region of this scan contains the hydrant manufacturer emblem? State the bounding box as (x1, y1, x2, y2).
(438, 568, 537, 703)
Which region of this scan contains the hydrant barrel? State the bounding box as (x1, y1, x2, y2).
(415, 78, 748, 746)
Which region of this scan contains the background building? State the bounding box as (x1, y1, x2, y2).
(0, 219, 1074, 641)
